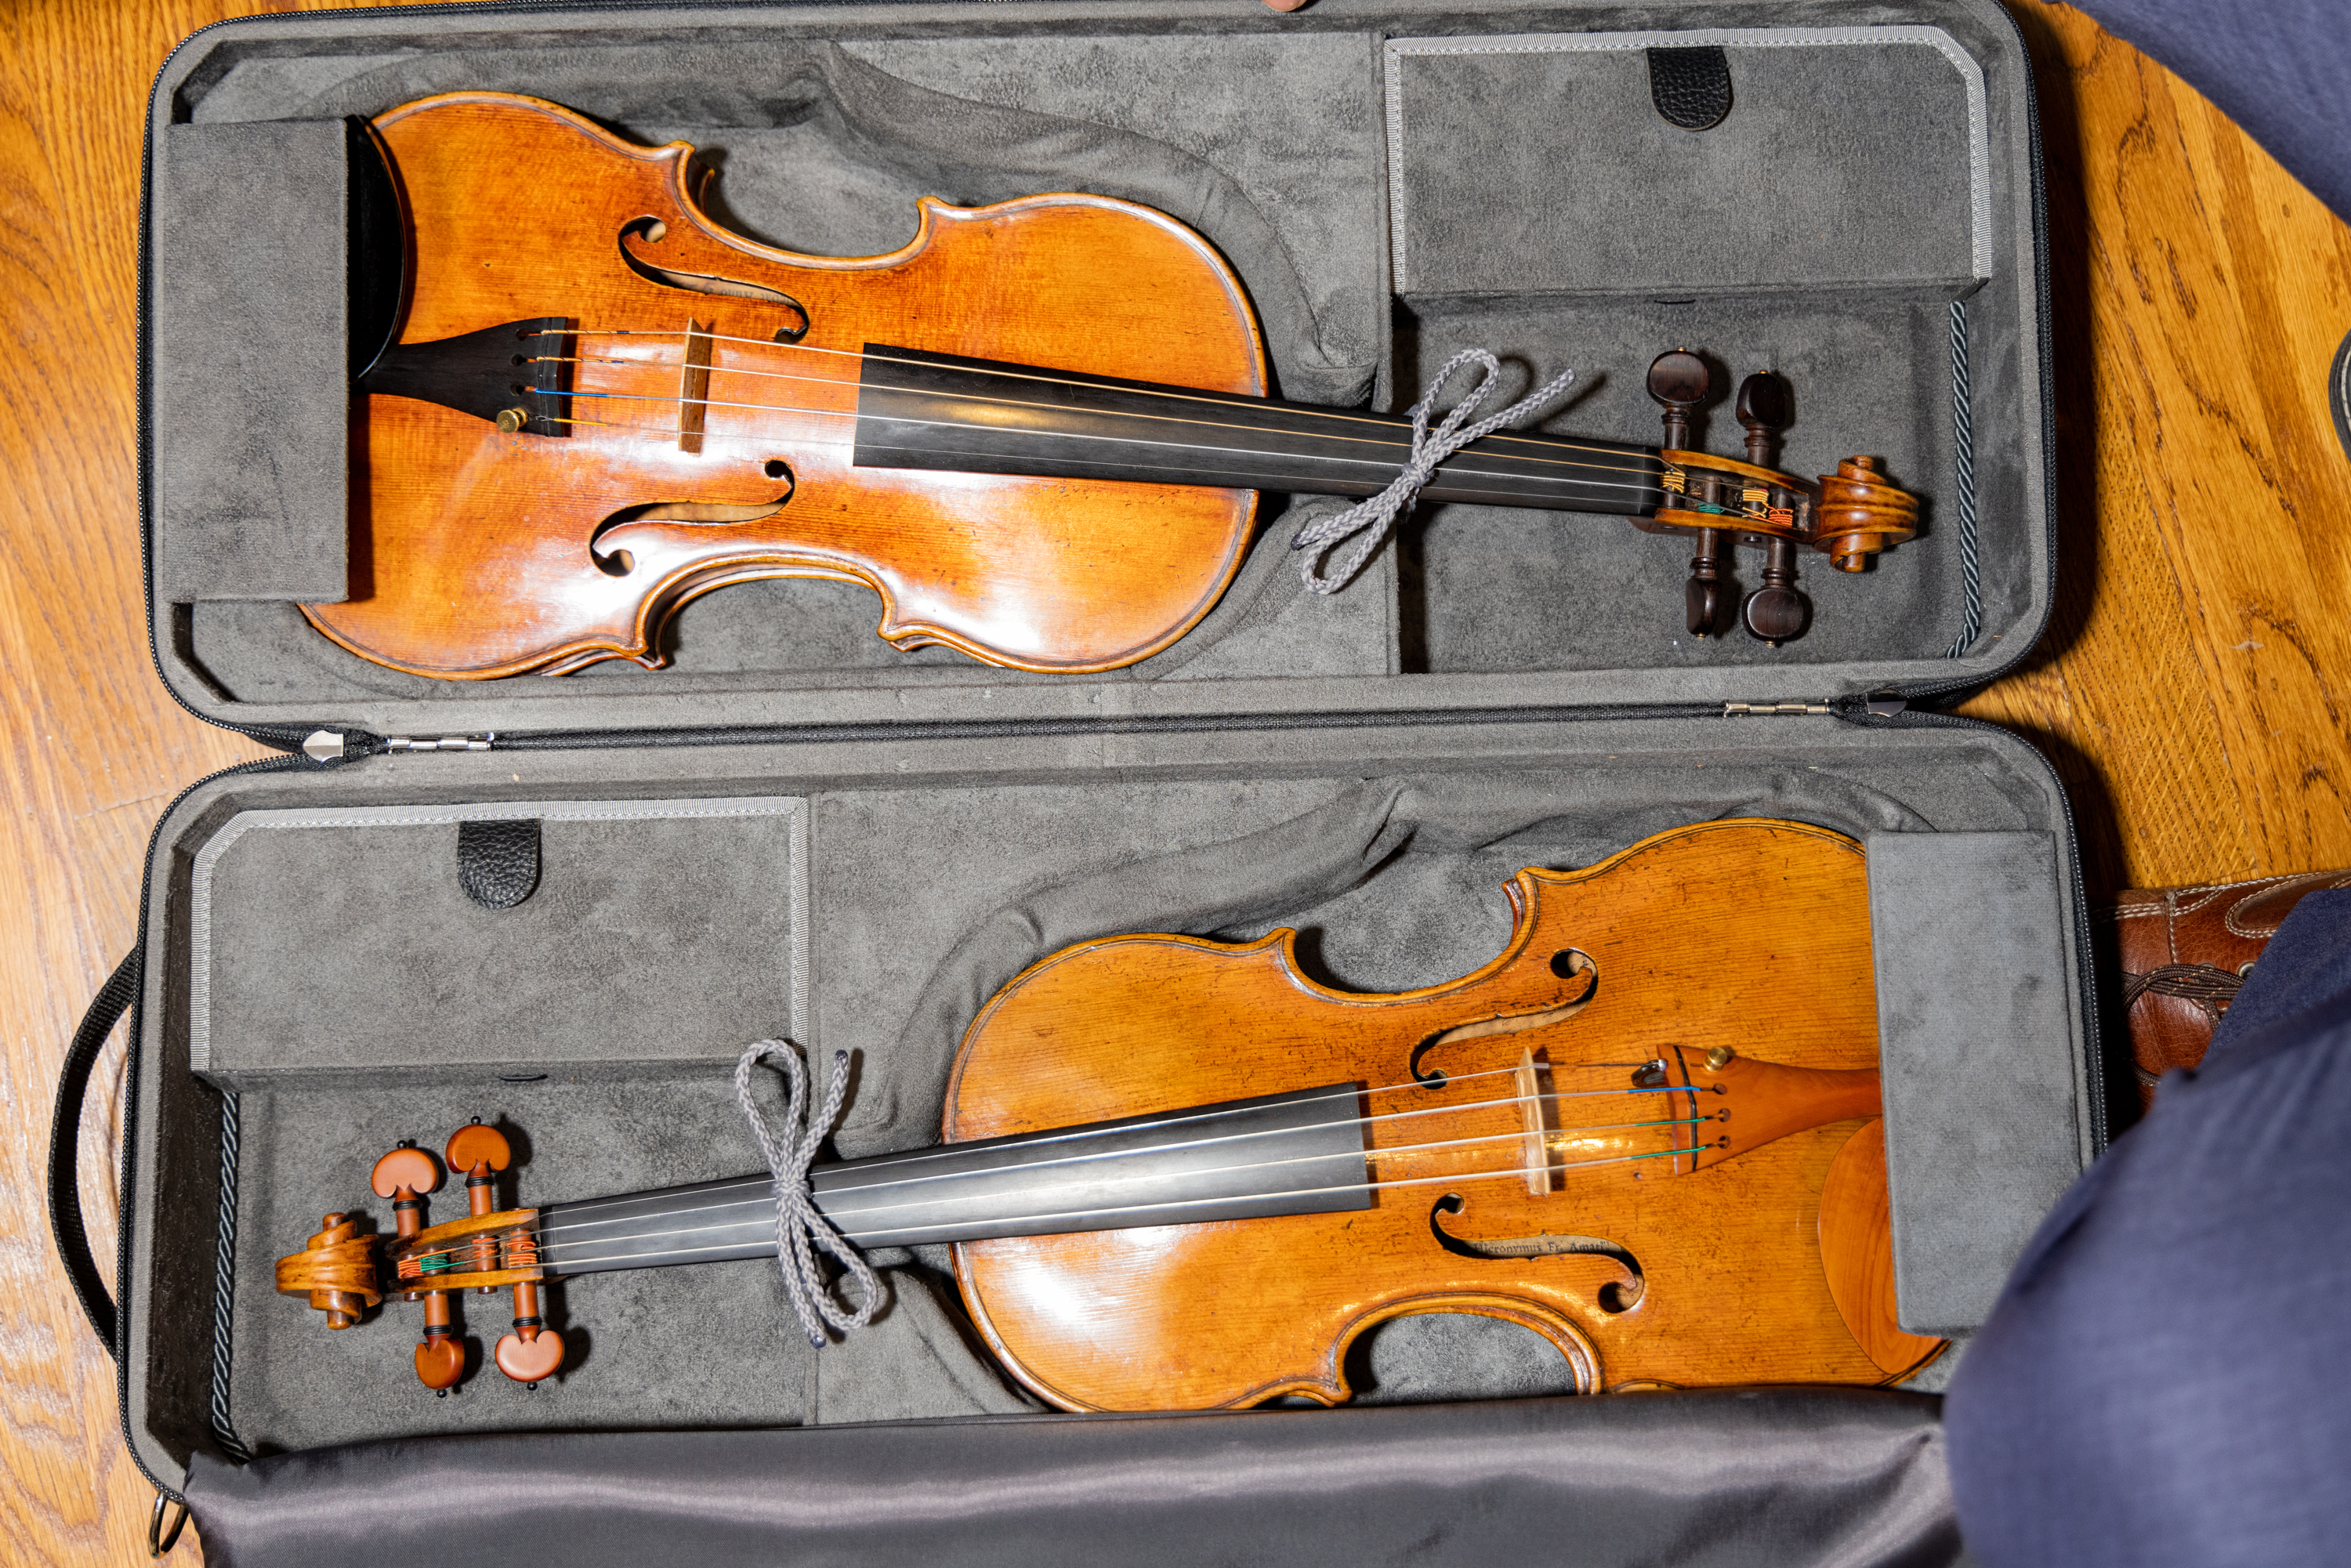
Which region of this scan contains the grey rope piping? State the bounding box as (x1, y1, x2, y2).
(208, 1090, 252, 1462)
(1945, 298, 1983, 657)
(735, 1041, 886, 1347)
(1291, 348, 1577, 593)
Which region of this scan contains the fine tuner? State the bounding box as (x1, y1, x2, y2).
(1637, 349, 1913, 644)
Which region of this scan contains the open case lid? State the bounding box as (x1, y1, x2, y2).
(138, 0, 2053, 744)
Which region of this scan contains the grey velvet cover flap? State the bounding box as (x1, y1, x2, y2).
(1386, 27, 1991, 295)
(188, 797, 810, 1084)
(1867, 830, 2085, 1335)
(152, 120, 350, 604)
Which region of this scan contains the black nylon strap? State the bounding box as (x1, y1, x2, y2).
(49, 949, 140, 1356)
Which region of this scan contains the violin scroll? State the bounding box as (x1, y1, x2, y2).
(273, 1212, 382, 1328)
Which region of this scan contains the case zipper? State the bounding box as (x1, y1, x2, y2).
(382, 734, 496, 753)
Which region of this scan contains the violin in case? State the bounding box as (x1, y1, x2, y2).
(57, 0, 2098, 1559)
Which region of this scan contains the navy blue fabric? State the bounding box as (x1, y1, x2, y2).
(2074, 0, 2351, 223)
(1943, 890, 2351, 1565)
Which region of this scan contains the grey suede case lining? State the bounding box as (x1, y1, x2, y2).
(125, 715, 2088, 1479)
(189, 796, 810, 1084)
(1385, 28, 1990, 295)
(140, 0, 2051, 737)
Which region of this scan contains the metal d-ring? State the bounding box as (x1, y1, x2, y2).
(149, 1491, 189, 1556)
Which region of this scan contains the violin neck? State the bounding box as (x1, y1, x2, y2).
(528, 1085, 1370, 1280)
(852, 346, 1668, 515)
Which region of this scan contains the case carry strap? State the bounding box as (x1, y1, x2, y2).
(49, 949, 140, 1356)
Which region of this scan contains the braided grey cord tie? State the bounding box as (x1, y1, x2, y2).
(1291, 348, 1578, 593)
(735, 1041, 886, 1348)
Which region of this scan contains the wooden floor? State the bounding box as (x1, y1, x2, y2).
(2, 1, 2346, 1560)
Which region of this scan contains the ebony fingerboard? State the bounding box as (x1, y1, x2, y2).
(852, 345, 1666, 515)
(531, 1084, 1371, 1275)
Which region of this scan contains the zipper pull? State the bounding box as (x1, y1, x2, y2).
(1722, 701, 1831, 716)
(384, 735, 495, 754)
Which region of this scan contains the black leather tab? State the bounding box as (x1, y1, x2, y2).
(1648, 46, 1733, 132)
(458, 819, 542, 909)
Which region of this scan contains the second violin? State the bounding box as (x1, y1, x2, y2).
(313, 92, 1918, 679)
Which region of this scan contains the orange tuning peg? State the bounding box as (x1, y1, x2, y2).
(370, 1143, 463, 1391)
(494, 1285, 564, 1387)
(446, 1121, 512, 1219)
(370, 1144, 442, 1242)
(443, 1121, 563, 1386)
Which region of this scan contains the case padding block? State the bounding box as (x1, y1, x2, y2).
(151, 120, 350, 604)
(1868, 829, 2082, 1334)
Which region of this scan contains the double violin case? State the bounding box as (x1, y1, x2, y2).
(60, 0, 2092, 1559)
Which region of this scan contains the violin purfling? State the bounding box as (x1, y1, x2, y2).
(279, 820, 1943, 1408)
(307, 92, 1918, 678)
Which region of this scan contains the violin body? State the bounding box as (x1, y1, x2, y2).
(310, 92, 1265, 676)
(945, 819, 1940, 1408)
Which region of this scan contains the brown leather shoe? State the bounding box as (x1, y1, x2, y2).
(2106, 869, 2351, 1111)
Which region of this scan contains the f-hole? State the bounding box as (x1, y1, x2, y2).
(1428, 1194, 1646, 1313)
(619, 217, 810, 342)
(1409, 949, 1599, 1088)
(589, 478, 795, 578)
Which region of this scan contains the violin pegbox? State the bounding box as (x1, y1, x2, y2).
(1638, 349, 1919, 644)
(273, 1123, 560, 1395)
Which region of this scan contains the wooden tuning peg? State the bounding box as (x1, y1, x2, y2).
(1650, 351, 1726, 637)
(1743, 537, 1810, 645)
(1646, 349, 1709, 451)
(446, 1121, 511, 1221)
(1685, 532, 1726, 639)
(1730, 371, 1809, 643)
(1735, 371, 1789, 467)
(443, 1121, 564, 1387)
(370, 1143, 462, 1391)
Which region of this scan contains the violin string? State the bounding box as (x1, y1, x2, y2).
(537, 346, 1672, 480)
(384, 1063, 1715, 1264)
(389, 1106, 1717, 1270)
(601, 1112, 1715, 1240)
(521, 1146, 1702, 1269)
(511, 1080, 1700, 1244)
(508, 1063, 1578, 1232)
(533, 386, 1667, 502)
(404, 1104, 1717, 1272)
(793, 1085, 1690, 1204)
(538, 1063, 1674, 1222)
(549, 328, 1675, 466)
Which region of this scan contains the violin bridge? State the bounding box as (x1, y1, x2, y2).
(678, 317, 715, 453)
(1516, 1046, 1551, 1196)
